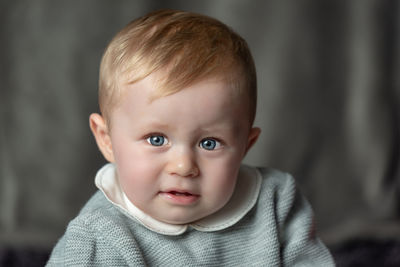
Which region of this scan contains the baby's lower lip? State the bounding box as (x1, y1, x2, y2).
(159, 191, 200, 205)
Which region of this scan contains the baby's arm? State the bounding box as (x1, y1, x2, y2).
(276, 174, 335, 266)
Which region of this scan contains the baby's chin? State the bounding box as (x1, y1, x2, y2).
(154, 213, 205, 225)
(152, 206, 224, 225)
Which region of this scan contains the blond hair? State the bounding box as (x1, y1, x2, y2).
(99, 9, 257, 125)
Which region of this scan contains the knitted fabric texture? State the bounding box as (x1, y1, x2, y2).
(47, 167, 334, 266)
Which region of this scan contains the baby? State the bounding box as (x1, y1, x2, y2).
(47, 9, 334, 266)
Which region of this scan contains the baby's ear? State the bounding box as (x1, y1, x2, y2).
(89, 113, 115, 162)
(245, 127, 261, 155)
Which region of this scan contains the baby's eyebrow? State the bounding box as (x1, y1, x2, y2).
(199, 123, 239, 134)
(143, 121, 171, 130)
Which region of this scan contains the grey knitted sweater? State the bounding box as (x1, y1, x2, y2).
(47, 166, 334, 266)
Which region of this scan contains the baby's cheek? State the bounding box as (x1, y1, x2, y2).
(121, 157, 162, 188)
(203, 160, 237, 192)
(118, 166, 154, 206)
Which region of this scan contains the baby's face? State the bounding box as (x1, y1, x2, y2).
(105, 73, 259, 224)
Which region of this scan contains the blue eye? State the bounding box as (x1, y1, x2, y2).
(200, 138, 221, 150)
(146, 135, 168, 146)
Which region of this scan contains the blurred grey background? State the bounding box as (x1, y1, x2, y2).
(1, 0, 400, 265)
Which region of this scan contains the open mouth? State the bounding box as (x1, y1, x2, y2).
(159, 190, 200, 205)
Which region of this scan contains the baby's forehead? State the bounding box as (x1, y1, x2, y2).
(112, 74, 252, 128)
(119, 71, 246, 104)
(107, 74, 253, 131)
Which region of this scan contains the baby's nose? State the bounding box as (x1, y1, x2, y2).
(165, 150, 199, 178)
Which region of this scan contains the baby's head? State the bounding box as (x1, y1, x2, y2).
(90, 10, 261, 224)
(98, 9, 257, 127)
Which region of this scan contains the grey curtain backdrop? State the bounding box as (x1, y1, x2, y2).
(1, 0, 400, 253)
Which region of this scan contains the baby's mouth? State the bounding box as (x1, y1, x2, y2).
(159, 190, 200, 205)
(169, 191, 194, 196)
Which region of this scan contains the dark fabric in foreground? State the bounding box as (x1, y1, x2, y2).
(2, 240, 400, 267)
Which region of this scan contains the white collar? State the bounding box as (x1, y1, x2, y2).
(95, 163, 262, 236)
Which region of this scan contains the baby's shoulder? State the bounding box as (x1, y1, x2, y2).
(79, 190, 113, 214)
(252, 166, 297, 193)
(250, 166, 301, 212)
(47, 191, 146, 266)
(67, 191, 130, 234)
